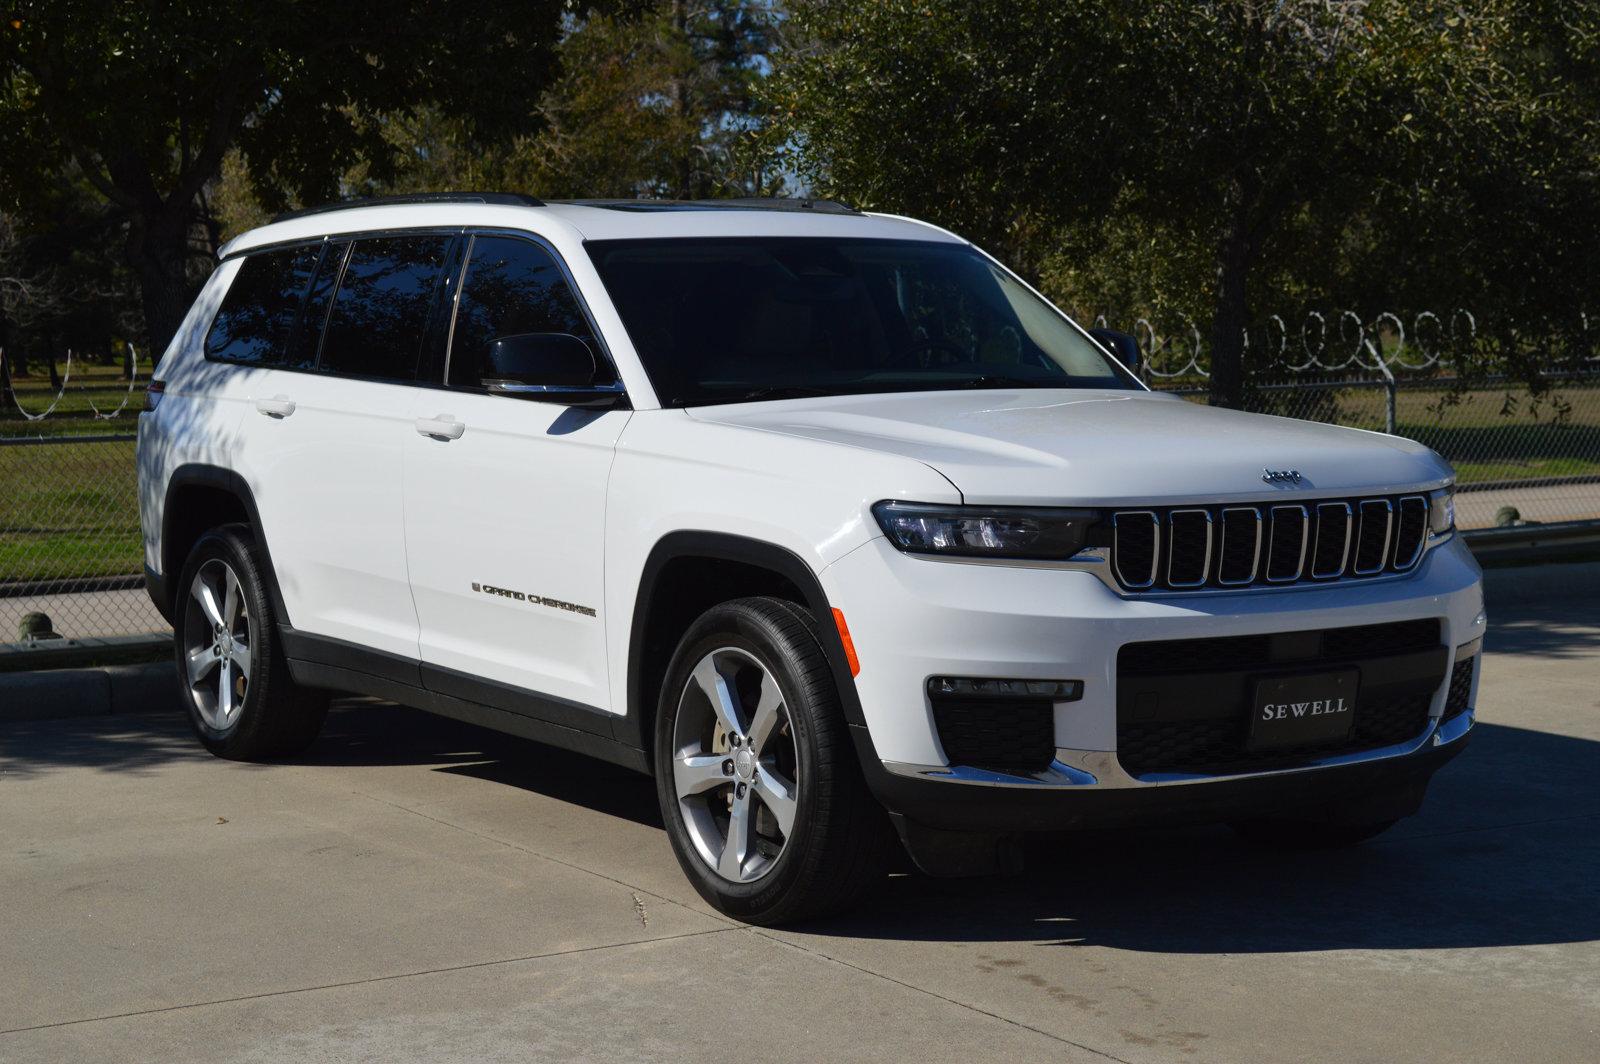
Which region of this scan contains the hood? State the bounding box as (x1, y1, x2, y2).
(687, 389, 1452, 506)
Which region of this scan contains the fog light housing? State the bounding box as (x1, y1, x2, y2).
(928, 677, 1083, 701)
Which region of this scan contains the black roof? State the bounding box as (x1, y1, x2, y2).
(557, 197, 860, 215)
(271, 193, 861, 225)
(270, 192, 543, 224)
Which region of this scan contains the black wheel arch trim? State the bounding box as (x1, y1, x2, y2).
(155, 464, 291, 627)
(622, 531, 871, 754)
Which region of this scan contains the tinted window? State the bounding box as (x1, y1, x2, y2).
(204, 245, 321, 366)
(284, 240, 348, 370)
(319, 235, 452, 382)
(587, 238, 1131, 406)
(448, 235, 596, 388)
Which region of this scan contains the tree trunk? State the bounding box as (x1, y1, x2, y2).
(1208, 207, 1257, 410)
(125, 209, 196, 357)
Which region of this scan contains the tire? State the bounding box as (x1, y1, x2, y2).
(173, 525, 328, 760)
(1229, 817, 1398, 849)
(654, 596, 890, 925)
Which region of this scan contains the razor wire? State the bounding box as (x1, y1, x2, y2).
(1128, 308, 1494, 379)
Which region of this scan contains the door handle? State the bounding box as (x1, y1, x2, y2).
(414, 414, 466, 441)
(255, 395, 295, 419)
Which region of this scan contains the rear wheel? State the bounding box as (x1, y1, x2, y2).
(175, 526, 327, 759)
(655, 597, 889, 925)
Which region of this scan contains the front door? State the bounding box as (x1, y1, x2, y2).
(403, 233, 629, 714)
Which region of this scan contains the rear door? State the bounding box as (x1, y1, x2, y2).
(403, 232, 630, 715)
(234, 232, 458, 661)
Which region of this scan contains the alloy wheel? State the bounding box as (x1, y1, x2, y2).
(182, 558, 253, 730)
(671, 647, 800, 884)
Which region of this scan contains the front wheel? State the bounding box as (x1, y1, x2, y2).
(655, 597, 889, 925)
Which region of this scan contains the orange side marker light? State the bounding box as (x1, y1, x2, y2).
(832, 607, 860, 676)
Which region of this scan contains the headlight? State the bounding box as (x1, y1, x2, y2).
(872, 501, 1097, 559)
(1429, 485, 1456, 534)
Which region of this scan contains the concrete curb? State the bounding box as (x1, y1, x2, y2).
(0, 661, 179, 723)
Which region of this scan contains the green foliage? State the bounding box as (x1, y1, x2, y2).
(0, 0, 566, 347)
(767, 1, 1599, 402)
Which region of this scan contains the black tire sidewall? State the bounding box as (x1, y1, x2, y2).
(654, 601, 831, 919)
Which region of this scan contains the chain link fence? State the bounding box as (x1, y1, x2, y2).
(3, 318, 1599, 644)
(1117, 308, 1600, 531)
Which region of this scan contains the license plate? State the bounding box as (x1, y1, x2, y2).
(1248, 669, 1360, 751)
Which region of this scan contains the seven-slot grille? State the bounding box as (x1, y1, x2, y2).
(1110, 494, 1429, 592)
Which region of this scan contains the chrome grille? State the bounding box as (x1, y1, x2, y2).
(1108, 494, 1430, 593)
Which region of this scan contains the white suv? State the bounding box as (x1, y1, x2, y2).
(138, 193, 1484, 924)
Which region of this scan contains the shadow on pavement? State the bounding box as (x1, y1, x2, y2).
(5, 699, 1597, 955)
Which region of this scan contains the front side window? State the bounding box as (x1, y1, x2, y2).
(204, 244, 321, 366)
(319, 234, 453, 382)
(448, 235, 597, 388)
(586, 237, 1134, 406)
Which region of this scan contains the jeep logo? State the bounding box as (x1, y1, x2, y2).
(1261, 468, 1303, 485)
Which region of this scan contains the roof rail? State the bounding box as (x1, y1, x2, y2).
(270, 192, 543, 224)
(560, 197, 861, 216)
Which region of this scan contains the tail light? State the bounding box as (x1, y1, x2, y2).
(143, 379, 165, 412)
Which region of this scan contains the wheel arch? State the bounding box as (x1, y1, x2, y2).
(154, 465, 289, 627)
(622, 532, 867, 760)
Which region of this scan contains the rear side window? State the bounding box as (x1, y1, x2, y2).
(448, 235, 596, 388)
(319, 235, 453, 382)
(204, 245, 321, 366)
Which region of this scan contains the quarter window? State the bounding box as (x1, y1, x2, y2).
(204, 245, 321, 366)
(448, 235, 597, 388)
(319, 235, 453, 382)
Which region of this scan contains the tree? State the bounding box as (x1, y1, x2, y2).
(0, 1, 565, 353)
(524, 1, 779, 198)
(768, 1, 1593, 405)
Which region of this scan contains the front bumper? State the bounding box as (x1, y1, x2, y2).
(820, 532, 1484, 832)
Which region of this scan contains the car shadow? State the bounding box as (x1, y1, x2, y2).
(314, 704, 1600, 954)
(6, 699, 1596, 955)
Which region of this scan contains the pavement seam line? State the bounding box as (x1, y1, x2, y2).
(748, 929, 1137, 1064)
(0, 927, 738, 1038)
(352, 789, 736, 928)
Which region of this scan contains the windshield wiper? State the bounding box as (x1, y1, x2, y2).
(937, 374, 1056, 390)
(718, 385, 841, 403)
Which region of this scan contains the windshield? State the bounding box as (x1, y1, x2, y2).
(585, 238, 1136, 406)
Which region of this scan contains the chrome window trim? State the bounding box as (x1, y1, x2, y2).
(1353, 498, 1393, 575)
(1165, 508, 1213, 588)
(1217, 506, 1262, 585)
(1266, 504, 1310, 583)
(1310, 501, 1353, 579)
(1112, 511, 1160, 589)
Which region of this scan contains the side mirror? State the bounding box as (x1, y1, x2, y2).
(482, 333, 623, 407)
(1089, 328, 1142, 374)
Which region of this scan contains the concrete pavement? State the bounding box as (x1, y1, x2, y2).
(2, 565, 1598, 1063)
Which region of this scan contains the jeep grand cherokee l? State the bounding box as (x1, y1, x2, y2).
(137, 193, 1483, 924)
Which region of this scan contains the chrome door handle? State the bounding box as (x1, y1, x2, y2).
(414, 414, 465, 441)
(255, 395, 295, 419)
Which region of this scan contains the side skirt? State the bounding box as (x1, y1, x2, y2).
(281, 629, 649, 774)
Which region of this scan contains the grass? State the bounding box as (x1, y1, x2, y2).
(0, 437, 144, 583)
